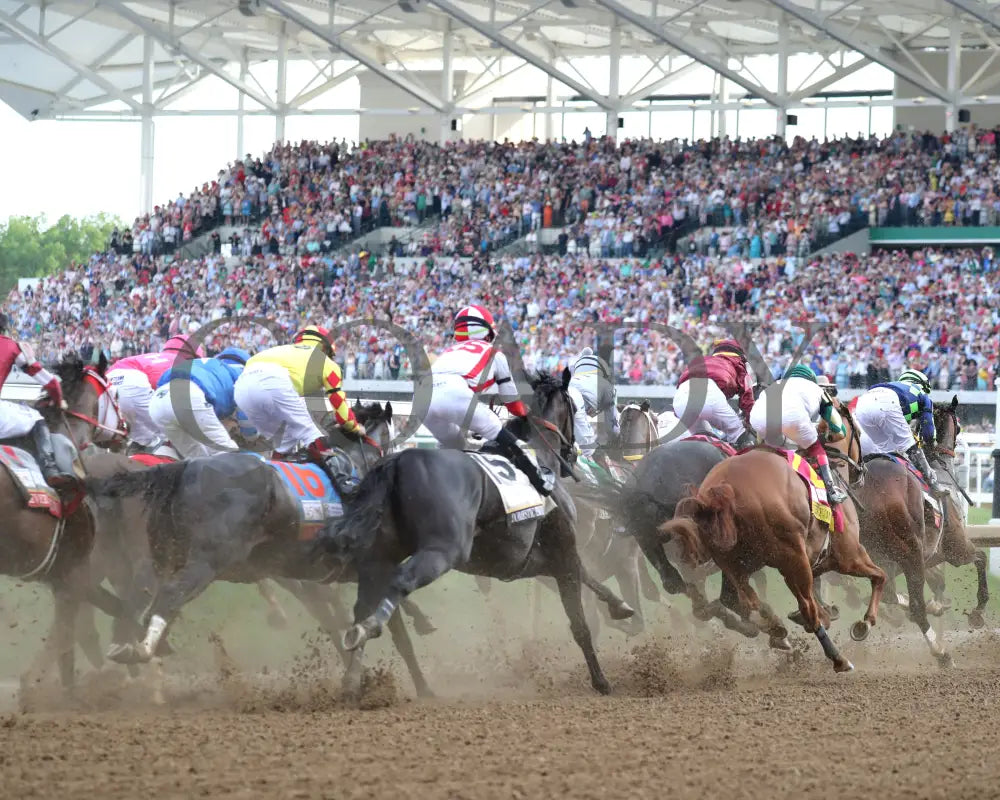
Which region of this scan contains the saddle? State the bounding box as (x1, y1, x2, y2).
(679, 433, 738, 458)
(465, 445, 554, 524)
(0, 434, 83, 518)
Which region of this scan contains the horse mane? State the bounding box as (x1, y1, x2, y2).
(354, 401, 389, 428)
(49, 352, 87, 399)
(527, 371, 564, 405)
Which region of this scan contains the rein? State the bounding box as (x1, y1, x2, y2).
(528, 415, 581, 483)
(61, 367, 128, 447)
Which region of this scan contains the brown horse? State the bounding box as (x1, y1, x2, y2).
(2, 352, 130, 692)
(661, 403, 886, 671)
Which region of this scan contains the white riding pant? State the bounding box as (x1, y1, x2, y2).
(0, 398, 42, 439)
(108, 367, 159, 446)
(672, 379, 745, 443)
(148, 381, 238, 459)
(233, 363, 325, 455)
(854, 387, 916, 455)
(424, 373, 502, 449)
(749, 396, 818, 450)
(567, 385, 597, 456)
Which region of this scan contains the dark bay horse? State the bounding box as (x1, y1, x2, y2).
(661, 405, 887, 671)
(3, 352, 131, 691)
(84, 402, 435, 696)
(314, 371, 633, 696)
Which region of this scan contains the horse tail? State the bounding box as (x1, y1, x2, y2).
(658, 483, 738, 564)
(317, 454, 398, 559)
(85, 461, 188, 507)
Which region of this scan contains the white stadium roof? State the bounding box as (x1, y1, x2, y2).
(1, 0, 997, 121)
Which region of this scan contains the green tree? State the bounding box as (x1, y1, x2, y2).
(0, 212, 124, 294)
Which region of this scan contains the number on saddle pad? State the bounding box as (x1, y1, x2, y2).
(478, 454, 518, 484)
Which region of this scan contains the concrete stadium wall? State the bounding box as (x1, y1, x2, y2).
(358, 71, 467, 143)
(895, 50, 1000, 132)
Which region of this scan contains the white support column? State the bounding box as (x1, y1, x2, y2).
(544, 45, 555, 142)
(140, 34, 155, 214)
(236, 47, 248, 159)
(777, 13, 788, 138)
(606, 20, 621, 140)
(946, 18, 961, 133)
(440, 19, 454, 145)
(717, 74, 728, 138)
(276, 22, 288, 143)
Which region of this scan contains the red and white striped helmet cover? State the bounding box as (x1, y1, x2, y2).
(454, 305, 495, 341)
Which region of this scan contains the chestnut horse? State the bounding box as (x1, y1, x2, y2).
(661, 402, 886, 671)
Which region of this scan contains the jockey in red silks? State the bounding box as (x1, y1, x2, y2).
(672, 338, 756, 448)
(0, 312, 77, 488)
(107, 333, 205, 450)
(424, 305, 554, 496)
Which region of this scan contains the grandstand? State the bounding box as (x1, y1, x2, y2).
(0, 0, 999, 513)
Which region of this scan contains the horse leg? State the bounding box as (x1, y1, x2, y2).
(108, 560, 217, 665)
(781, 550, 853, 673)
(256, 580, 290, 630)
(385, 613, 434, 698)
(540, 514, 612, 695)
(399, 597, 437, 636)
(637, 555, 661, 604)
(612, 539, 646, 635)
(578, 563, 635, 621)
(923, 565, 949, 616)
(816, 536, 886, 641)
(271, 579, 351, 667)
(635, 534, 687, 595)
(900, 558, 950, 666)
(713, 573, 763, 638)
(74, 605, 105, 671)
(342, 562, 396, 699)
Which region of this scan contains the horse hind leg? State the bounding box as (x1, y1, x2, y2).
(901, 560, 950, 667)
(721, 567, 790, 650)
(781, 551, 853, 673)
(578, 563, 635, 622)
(385, 613, 434, 698)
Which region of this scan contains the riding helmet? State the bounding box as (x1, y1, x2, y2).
(294, 325, 335, 357)
(454, 305, 495, 342)
(783, 364, 817, 383)
(898, 368, 931, 394)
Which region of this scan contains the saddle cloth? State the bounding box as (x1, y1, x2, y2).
(680, 434, 738, 458)
(0, 445, 62, 518)
(863, 453, 942, 528)
(246, 453, 343, 540)
(771, 449, 835, 534)
(577, 455, 628, 487)
(467, 449, 554, 524)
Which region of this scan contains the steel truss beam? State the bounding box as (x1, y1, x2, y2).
(426, 0, 615, 110)
(765, 0, 951, 103)
(592, 0, 782, 108)
(261, 0, 446, 112)
(101, 0, 279, 112)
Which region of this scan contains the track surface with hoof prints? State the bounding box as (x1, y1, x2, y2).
(6, 627, 1000, 800)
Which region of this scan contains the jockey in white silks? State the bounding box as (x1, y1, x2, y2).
(567, 348, 620, 460)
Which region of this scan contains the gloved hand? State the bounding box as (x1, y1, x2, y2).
(43, 377, 65, 409)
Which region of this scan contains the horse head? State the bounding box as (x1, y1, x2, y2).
(932, 395, 961, 460)
(618, 402, 659, 462)
(506, 369, 576, 474)
(825, 396, 864, 482)
(39, 351, 126, 450)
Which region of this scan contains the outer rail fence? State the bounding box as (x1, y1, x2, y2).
(5, 376, 999, 544)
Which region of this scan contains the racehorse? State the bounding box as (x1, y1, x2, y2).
(314, 370, 633, 696)
(2, 352, 131, 692)
(568, 401, 661, 636)
(85, 402, 435, 696)
(661, 401, 887, 671)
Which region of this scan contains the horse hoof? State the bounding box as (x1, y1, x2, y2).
(788, 610, 806, 627)
(834, 659, 855, 673)
(343, 625, 369, 652)
(592, 678, 613, 696)
(725, 617, 760, 639)
(935, 652, 954, 669)
(107, 644, 148, 665)
(769, 635, 792, 652)
(826, 604, 841, 622)
(850, 620, 871, 642)
(691, 606, 713, 622)
(411, 618, 437, 637)
(266, 609, 289, 630)
(926, 600, 945, 617)
(966, 609, 986, 629)
(609, 601, 635, 621)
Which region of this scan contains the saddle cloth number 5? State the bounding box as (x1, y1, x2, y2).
(480, 454, 518, 484)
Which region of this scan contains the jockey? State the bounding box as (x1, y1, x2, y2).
(148, 347, 250, 459)
(0, 312, 76, 488)
(854, 368, 948, 498)
(672, 338, 756, 447)
(424, 305, 554, 496)
(108, 334, 206, 450)
(750, 364, 848, 505)
(233, 325, 363, 500)
(567, 347, 620, 461)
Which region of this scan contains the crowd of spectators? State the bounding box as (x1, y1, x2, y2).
(6, 129, 1000, 400)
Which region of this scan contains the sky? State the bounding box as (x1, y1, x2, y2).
(0, 54, 895, 226)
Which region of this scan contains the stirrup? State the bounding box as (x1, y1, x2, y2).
(827, 485, 849, 505)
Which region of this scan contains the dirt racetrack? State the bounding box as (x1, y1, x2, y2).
(6, 623, 1000, 800)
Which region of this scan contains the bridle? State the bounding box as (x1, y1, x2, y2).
(49, 365, 129, 451)
(528, 389, 579, 480)
(931, 405, 960, 462)
(619, 404, 658, 462)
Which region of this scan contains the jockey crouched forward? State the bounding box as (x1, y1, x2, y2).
(424, 305, 554, 496)
(672, 338, 756, 448)
(750, 364, 848, 506)
(567, 347, 620, 464)
(0, 312, 76, 488)
(108, 334, 206, 451)
(233, 326, 363, 501)
(148, 347, 251, 458)
(853, 368, 948, 498)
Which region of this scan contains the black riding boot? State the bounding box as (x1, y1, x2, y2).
(322, 448, 361, 503)
(30, 420, 78, 490)
(907, 445, 948, 499)
(495, 428, 555, 496)
(816, 461, 848, 505)
(734, 429, 757, 450)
